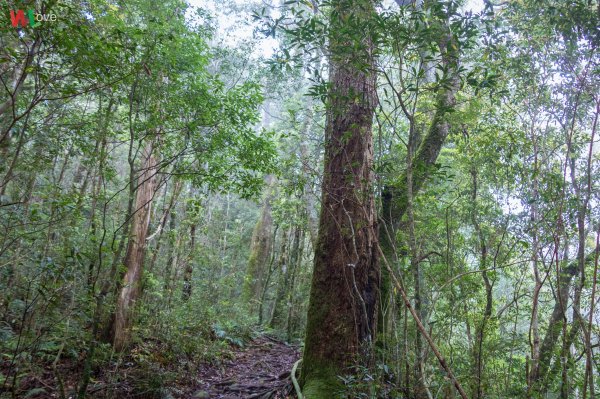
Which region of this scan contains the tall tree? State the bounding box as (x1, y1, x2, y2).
(112, 141, 158, 350)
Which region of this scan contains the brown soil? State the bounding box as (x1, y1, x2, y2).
(0, 336, 299, 398)
(192, 336, 300, 399)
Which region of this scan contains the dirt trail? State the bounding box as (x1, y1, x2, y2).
(193, 336, 300, 399)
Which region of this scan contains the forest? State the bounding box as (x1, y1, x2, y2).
(0, 0, 599, 398)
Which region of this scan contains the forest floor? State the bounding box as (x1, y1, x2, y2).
(1, 335, 299, 399)
(191, 336, 300, 399)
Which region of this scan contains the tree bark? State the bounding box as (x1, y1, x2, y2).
(112, 142, 158, 350)
(301, 0, 379, 395)
(258, 225, 281, 325)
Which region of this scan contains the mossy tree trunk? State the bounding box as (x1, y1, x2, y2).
(406, 122, 431, 399)
(528, 249, 599, 394)
(301, 0, 379, 396)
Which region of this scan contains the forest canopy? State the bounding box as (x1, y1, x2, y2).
(0, 0, 599, 398)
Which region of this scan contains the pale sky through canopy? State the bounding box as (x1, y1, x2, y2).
(186, 0, 485, 58)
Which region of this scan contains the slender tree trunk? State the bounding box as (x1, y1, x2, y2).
(182, 223, 197, 301)
(585, 230, 599, 399)
(377, 6, 460, 340)
(112, 142, 158, 350)
(258, 225, 281, 325)
(299, 104, 319, 247)
(379, 246, 468, 398)
(268, 229, 289, 327)
(301, 0, 379, 395)
(529, 247, 598, 391)
(242, 175, 275, 311)
(0, 35, 42, 150)
(0, 119, 28, 197)
(271, 226, 301, 329)
(147, 179, 182, 274)
(526, 126, 543, 397)
(286, 229, 304, 342)
(470, 169, 492, 399)
(579, 103, 597, 399)
(529, 102, 598, 396)
(164, 210, 180, 295)
(406, 109, 431, 399)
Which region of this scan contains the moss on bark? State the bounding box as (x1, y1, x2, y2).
(301, 364, 343, 399)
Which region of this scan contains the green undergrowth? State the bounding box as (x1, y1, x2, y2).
(0, 296, 257, 398)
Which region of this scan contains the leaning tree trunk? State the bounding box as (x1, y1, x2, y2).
(112, 142, 157, 350)
(301, 0, 379, 396)
(377, 5, 460, 340)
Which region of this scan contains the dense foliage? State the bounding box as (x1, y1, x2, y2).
(0, 0, 598, 398)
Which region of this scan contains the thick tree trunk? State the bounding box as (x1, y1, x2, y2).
(112, 142, 157, 350)
(301, 0, 379, 396)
